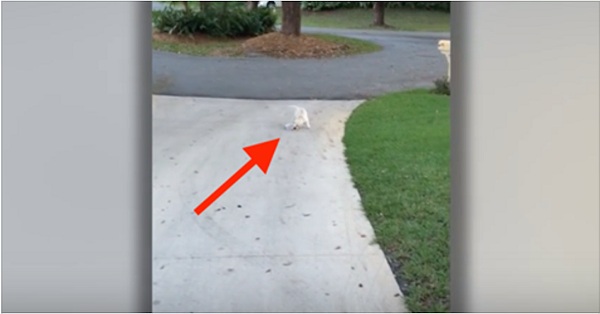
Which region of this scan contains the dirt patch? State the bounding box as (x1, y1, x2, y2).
(242, 32, 350, 59)
(384, 252, 410, 297)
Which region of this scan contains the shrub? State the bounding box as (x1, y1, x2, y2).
(301, 2, 357, 11)
(432, 77, 450, 96)
(153, 8, 198, 35)
(301, 1, 450, 12)
(387, 1, 450, 12)
(156, 1, 247, 11)
(153, 6, 277, 37)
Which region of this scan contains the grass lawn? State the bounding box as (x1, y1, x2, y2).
(152, 31, 381, 58)
(152, 32, 247, 57)
(274, 8, 450, 32)
(343, 89, 450, 312)
(308, 33, 382, 55)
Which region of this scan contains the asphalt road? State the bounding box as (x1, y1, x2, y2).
(152, 27, 450, 99)
(152, 96, 407, 312)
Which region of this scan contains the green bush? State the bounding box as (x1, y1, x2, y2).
(391, 1, 451, 12)
(156, 1, 247, 12)
(301, 1, 450, 12)
(301, 1, 357, 11)
(153, 6, 277, 37)
(432, 77, 450, 96)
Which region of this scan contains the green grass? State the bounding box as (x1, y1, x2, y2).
(310, 33, 382, 55)
(274, 8, 450, 32)
(152, 34, 245, 57)
(152, 32, 381, 58)
(343, 89, 450, 312)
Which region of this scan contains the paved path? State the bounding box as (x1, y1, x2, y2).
(152, 96, 407, 312)
(152, 27, 450, 99)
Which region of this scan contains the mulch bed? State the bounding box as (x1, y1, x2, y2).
(153, 30, 352, 59)
(242, 32, 350, 58)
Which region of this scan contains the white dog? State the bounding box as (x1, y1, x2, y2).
(284, 105, 311, 131)
(437, 39, 451, 80)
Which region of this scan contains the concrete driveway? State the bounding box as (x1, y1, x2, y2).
(152, 95, 407, 312)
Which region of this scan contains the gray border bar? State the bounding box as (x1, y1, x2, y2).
(451, 2, 599, 312)
(1, 2, 152, 312)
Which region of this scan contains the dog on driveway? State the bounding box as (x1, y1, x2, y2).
(284, 105, 311, 131)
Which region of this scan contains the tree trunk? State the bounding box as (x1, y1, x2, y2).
(372, 1, 385, 26)
(281, 1, 302, 36)
(181, 1, 189, 12)
(222, 1, 228, 13)
(246, 1, 258, 10)
(199, 1, 209, 11)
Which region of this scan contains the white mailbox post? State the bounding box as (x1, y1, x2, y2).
(437, 39, 451, 80)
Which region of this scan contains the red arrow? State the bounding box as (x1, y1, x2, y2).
(193, 138, 280, 216)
